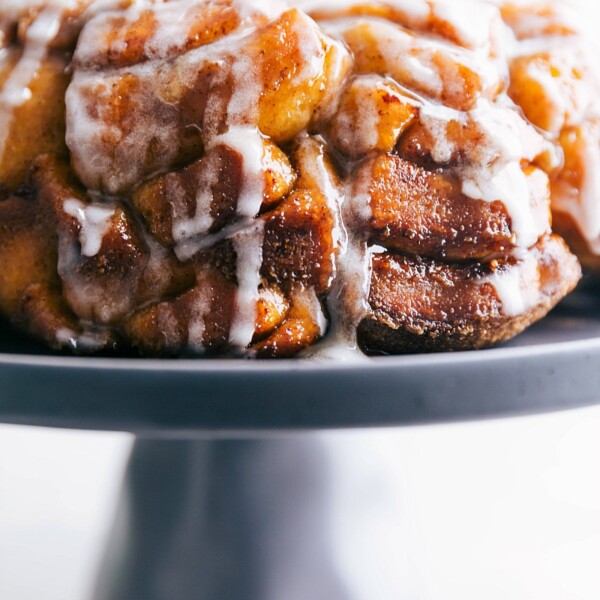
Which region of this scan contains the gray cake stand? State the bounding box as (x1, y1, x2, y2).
(1, 284, 600, 599)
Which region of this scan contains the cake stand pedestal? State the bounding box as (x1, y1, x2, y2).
(95, 437, 365, 600)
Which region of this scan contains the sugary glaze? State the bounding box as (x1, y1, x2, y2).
(0, 0, 585, 358)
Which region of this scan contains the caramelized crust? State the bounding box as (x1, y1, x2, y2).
(362, 155, 553, 260)
(359, 235, 581, 354)
(0, 193, 59, 317)
(360, 154, 513, 260)
(0, 52, 70, 192)
(132, 139, 296, 246)
(252, 288, 325, 358)
(262, 189, 337, 294)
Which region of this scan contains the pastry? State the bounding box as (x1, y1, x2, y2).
(494, 0, 600, 274)
(0, 0, 583, 357)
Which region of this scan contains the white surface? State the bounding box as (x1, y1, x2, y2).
(322, 408, 600, 600)
(1, 407, 600, 599)
(0, 427, 132, 600)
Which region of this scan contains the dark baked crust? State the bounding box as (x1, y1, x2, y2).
(359, 235, 581, 353)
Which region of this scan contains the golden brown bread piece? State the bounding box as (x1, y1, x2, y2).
(75, 0, 248, 70)
(0, 161, 116, 351)
(0, 51, 70, 192)
(132, 139, 297, 246)
(338, 18, 501, 112)
(328, 76, 418, 157)
(356, 153, 551, 261)
(0, 193, 59, 318)
(0, 154, 195, 351)
(359, 235, 581, 354)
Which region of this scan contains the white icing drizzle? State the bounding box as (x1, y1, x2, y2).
(81, 0, 134, 19)
(0, 5, 63, 160)
(156, 302, 180, 348)
(229, 221, 265, 350)
(372, 20, 444, 97)
(431, 0, 500, 51)
(462, 161, 540, 247)
(498, 0, 600, 254)
(294, 135, 345, 255)
(283, 135, 374, 361)
(305, 166, 378, 360)
(63, 198, 116, 257)
(295, 0, 430, 22)
(187, 286, 212, 353)
(482, 254, 540, 317)
(513, 41, 599, 134)
(233, 0, 286, 21)
(333, 14, 501, 107)
(333, 74, 415, 155)
(171, 38, 271, 348)
(522, 52, 568, 136)
(77, 0, 284, 67)
(66, 60, 183, 193)
(576, 137, 600, 253)
(0, 0, 78, 22)
(215, 129, 265, 219)
(300, 0, 505, 65)
(307, 242, 381, 361)
(304, 286, 328, 338)
(55, 326, 112, 352)
(419, 102, 466, 163)
(66, 4, 271, 192)
(493, 0, 588, 43)
(170, 161, 218, 255)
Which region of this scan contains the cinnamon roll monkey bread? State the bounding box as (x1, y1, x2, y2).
(0, 0, 585, 358)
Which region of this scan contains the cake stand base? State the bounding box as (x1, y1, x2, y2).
(94, 435, 410, 600)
